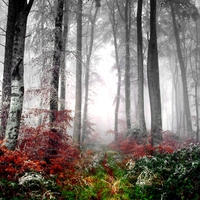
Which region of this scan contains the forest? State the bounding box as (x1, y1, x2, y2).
(0, 0, 200, 199)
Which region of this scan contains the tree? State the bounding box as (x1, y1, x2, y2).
(124, 0, 131, 131)
(137, 0, 147, 136)
(3, 0, 35, 150)
(1, 0, 18, 139)
(170, 1, 193, 135)
(59, 0, 69, 111)
(73, 0, 82, 145)
(49, 0, 64, 124)
(147, 0, 162, 146)
(106, 0, 121, 141)
(82, 2, 99, 143)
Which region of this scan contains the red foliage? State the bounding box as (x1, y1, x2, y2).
(0, 141, 45, 180)
(110, 131, 179, 159)
(17, 125, 80, 175)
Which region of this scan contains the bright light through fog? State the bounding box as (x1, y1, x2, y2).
(89, 45, 116, 141)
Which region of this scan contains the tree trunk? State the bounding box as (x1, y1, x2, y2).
(147, 0, 162, 146)
(113, 24, 121, 141)
(59, 0, 69, 111)
(106, 0, 121, 141)
(73, 0, 82, 144)
(3, 0, 34, 150)
(50, 0, 64, 123)
(1, 0, 17, 139)
(137, 0, 146, 136)
(194, 21, 199, 141)
(170, 3, 192, 135)
(82, 6, 99, 143)
(125, 0, 131, 130)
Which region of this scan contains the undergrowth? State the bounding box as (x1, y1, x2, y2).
(0, 117, 200, 199)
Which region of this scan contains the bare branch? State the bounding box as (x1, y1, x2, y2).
(0, 27, 6, 33)
(0, 34, 6, 37)
(2, 0, 8, 6)
(0, 61, 4, 65)
(25, 34, 31, 38)
(0, 43, 5, 47)
(116, 0, 125, 22)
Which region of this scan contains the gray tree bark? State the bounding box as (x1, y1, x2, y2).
(137, 0, 147, 136)
(59, 0, 69, 111)
(82, 5, 99, 143)
(1, 0, 18, 139)
(73, 0, 82, 145)
(3, 0, 34, 150)
(125, 0, 131, 131)
(50, 0, 64, 123)
(147, 0, 162, 146)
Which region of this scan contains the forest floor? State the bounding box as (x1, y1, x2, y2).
(1, 135, 200, 199)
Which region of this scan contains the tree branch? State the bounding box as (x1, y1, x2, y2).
(0, 27, 6, 33)
(2, 0, 8, 6)
(0, 43, 5, 47)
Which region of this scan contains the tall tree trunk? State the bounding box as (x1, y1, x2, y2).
(137, 0, 146, 136)
(73, 0, 82, 144)
(113, 23, 121, 141)
(50, 0, 63, 123)
(37, 0, 47, 126)
(147, 0, 162, 146)
(59, 0, 69, 111)
(3, 0, 34, 150)
(195, 21, 199, 141)
(82, 6, 99, 143)
(106, 0, 121, 141)
(170, 3, 192, 135)
(1, 0, 17, 139)
(125, 0, 131, 130)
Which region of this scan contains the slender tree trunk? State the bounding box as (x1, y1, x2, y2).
(195, 21, 199, 141)
(137, 0, 146, 136)
(113, 26, 121, 141)
(147, 0, 162, 146)
(50, 0, 63, 123)
(1, 0, 17, 139)
(73, 0, 82, 144)
(125, 0, 131, 130)
(82, 6, 99, 142)
(170, 3, 192, 135)
(59, 0, 69, 111)
(106, 0, 121, 141)
(3, 0, 34, 150)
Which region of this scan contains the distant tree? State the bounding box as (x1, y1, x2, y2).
(49, 0, 64, 124)
(147, 0, 162, 146)
(170, 2, 192, 135)
(106, 0, 121, 141)
(73, 0, 82, 145)
(3, 0, 35, 150)
(82, 2, 99, 143)
(137, 0, 147, 136)
(169, 0, 199, 135)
